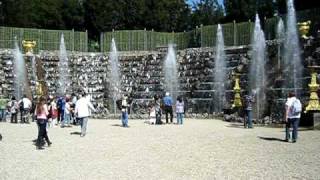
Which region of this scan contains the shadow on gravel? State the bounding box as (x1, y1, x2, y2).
(70, 132, 81, 135)
(111, 124, 122, 127)
(258, 136, 287, 142)
(226, 123, 244, 129)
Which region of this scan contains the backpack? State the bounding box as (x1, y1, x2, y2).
(290, 99, 302, 116)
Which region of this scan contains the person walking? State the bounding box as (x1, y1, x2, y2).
(176, 96, 185, 125)
(9, 96, 18, 123)
(243, 91, 255, 128)
(163, 92, 173, 124)
(75, 92, 95, 137)
(121, 95, 129, 127)
(35, 96, 52, 150)
(285, 92, 302, 143)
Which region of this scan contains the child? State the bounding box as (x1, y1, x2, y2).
(48, 97, 58, 128)
(149, 105, 156, 125)
(176, 96, 184, 125)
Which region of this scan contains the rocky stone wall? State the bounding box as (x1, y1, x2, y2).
(1, 34, 320, 122)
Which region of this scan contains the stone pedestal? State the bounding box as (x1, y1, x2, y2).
(313, 113, 320, 129)
(300, 111, 320, 129)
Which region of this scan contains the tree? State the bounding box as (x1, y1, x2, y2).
(224, 0, 276, 22)
(191, 0, 224, 27)
(61, 0, 85, 31)
(3, 0, 65, 29)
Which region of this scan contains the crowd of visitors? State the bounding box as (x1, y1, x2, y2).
(0, 89, 302, 149)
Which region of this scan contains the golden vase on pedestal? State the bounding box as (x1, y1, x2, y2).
(297, 21, 311, 39)
(305, 67, 320, 112)
(232, 73, 242, 108)
(22, 40, 36, 55)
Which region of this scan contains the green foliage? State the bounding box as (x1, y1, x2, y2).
(191, 0, 224, 27)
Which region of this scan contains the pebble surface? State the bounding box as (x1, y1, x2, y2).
(0, 119, 319, 180)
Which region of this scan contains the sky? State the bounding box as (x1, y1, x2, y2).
(187, 0, 224, 6)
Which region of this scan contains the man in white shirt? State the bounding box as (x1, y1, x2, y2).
(75, 92, 95, 137)
(285, 92, 302, 143)
(19, 94, 32, 123)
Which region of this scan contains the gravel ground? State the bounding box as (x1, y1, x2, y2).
(0, 119, 320, 180)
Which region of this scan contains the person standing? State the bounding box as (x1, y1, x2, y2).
(176, 96, 185, 125)
(71, 93, 77, 125)
(121, 95, 129, 127)
(243, 91, 254, 128)
(163, 92, 173, 124)
(154, 94, 162, 125)
(48, 96, 58, 128)
(75, 92, 95, 137)
(0, 96, 8, 122)
(9, 96, 18, 123)
(285, 92, 302, 143)
(19, 95, 32, 123)
(57, 96, 66, 125)
(35, 96, 52, 150)
(62, 98, 72, 127)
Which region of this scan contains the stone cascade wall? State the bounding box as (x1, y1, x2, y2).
(118, 53, 165, 115)
(40, 52, 109, 117)
(0, 50, 14, 97)
(176, 47, 250, 117)
(1, 35, 320, 122)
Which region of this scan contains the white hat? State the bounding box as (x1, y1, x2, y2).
(165, 92, 170, 96)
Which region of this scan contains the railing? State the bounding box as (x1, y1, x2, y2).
(0, 27, 88, 52)
(0, 8, 318, 52)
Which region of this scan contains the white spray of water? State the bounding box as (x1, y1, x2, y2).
(249, 14, 267, 119)
(164, 44, 180, 101)
(13, 40, 27, 99)
(58, 34, 70, 95)
(213, 24, 227, 113)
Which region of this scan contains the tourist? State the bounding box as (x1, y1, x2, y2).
(121, 95, 129, 127)
(71, 93, 77, 125)
(243, 91, 255, 128)
(48, 95, 58, 128)
(285, 92, 302, 143)
(176, 96, 185, 125)
(149, 104, 156, 125)
(75, 92, 95, 137)
(163, 92, 173, 124)
(154, 94, 162, 125)
(62, 98, 72, 127)
(35, 96, 52, 150)
(9, 96, 19, 123)
(19, 94, 32, 123)
(0, 96, 8, 122)
(57, 96, 65, 125)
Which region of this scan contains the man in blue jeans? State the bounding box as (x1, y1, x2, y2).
(75, 92, 95, 137)
(121, 95, 129, 127)
(163, 92, 173, 124)
(285, 92, 301, 143)
(0, 96, 7, 122)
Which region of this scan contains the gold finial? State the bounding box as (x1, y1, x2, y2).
(305, 66, 320, 112)
(36, 81, 43, 96)
(232, 73, 242, 108)
(297, 21, 311, 39)
(22, 40, 36, 55)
